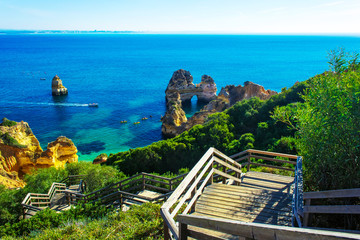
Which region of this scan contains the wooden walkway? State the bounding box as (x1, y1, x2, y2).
(194, 171, 294, 226)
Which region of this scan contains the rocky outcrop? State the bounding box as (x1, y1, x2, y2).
(162, 71, 277, 137)
(0, 118, 78, 188)
(161, 92, 188, 137)
(165, 69, 217, 103)
(219, 81, 277, 105)
(162, 70, 218, 137)
(93, 153, 108, 164)
(51, 75, 68, 96)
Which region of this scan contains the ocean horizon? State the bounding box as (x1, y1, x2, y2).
(1, 34, 359, 161)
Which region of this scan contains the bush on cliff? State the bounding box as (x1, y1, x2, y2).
(0, 118, 17, 127)
(272, 51, 360, 191)
(106, 81, 307, 175)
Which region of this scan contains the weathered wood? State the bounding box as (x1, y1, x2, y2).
(161, 208, 179, 240)
(304, 188, 360, 200)
(182, 168, 215, 215)
(163, 148, 214, 209)
(213, 156, 242, 176)
(170, 157, 214, 218)
(144, 184, 170, 193)
(213, 169, 242, 184)
(177, 214, 360, 240)
(304, 205, 360, 214)
(187, 228, 232, 240)
(246, 149, 298, 159)
(250, 155, 296, 165)
(303, 199, 311, 227)
(250, 162, 295, 172)
(179, 222, 188, 240)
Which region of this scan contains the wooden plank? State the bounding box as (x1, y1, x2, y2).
(213, 157, 242, 176)
(142, 172, 171, 181)
(246, 149, 298, 159)
(163, 147, 214, 209)
(213, 148, 243, 168)
(250, 155, 296, 165)
(195, 203, 292, 224)
(213, 169, 242, 184)
(182, 168, 215, 215)
(144, 184, 170, 193)
(188, 228, 235, 240)
(250, 162, 295, 172)
(304, 188, 360, 200)
(177, 214, 360, 240)
(197, 195, 292, 214)
(229, 149, 249, 159)
(304, 205, 360, 214)
(142, 178, 170, 186)
(160, 208, 179, 240)
(170, 157, 214, 218)
(202, 188, 292, 206)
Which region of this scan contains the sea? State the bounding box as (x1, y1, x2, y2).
(0, 34, 359, 161)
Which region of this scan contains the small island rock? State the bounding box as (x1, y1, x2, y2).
(51, 75, 68, 96)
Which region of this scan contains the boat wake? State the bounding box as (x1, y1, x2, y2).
(0, 101, 89, 108)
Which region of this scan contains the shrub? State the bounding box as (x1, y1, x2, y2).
(0, 118, 17, 127)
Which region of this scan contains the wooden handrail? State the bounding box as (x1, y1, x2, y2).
(161, 147, 244, 239)
(177, 214, 360, 240)
(303, 188, 360, 227)
(161, 147, 301, 240)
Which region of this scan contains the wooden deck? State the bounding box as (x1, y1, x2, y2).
(194, 171, 294, 226)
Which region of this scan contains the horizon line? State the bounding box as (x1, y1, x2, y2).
(1, 29, 360, 36)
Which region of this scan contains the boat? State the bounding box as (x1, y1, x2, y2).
(88, 103, 99, 107)
(120, 120, 128, 123)
(133, 122, 140, 125)
(141, 117, 148, 120)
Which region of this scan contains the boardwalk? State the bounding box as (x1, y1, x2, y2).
(194, 171, 294, 226)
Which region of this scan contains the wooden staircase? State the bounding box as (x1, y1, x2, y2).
(194, 171, 293, 226)
(161, 148, 303, 240)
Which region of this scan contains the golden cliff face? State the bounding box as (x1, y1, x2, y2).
(0, 118, 78, 188)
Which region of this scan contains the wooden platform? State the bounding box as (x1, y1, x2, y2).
(194, 171, 294, 226)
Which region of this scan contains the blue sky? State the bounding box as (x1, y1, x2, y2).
(0, 0, 359, 34)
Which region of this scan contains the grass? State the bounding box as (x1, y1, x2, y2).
(1, 203, 163, 240)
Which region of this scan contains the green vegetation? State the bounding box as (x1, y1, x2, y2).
(106, 81, 307, 175)
(1, 203, 162, 240)
(0, 203, 112, 238)
(273, 50, 360, 191)
(1, 50, 360, 237)
(0, 133, 27, 148)
(0, 162, 127, 226)
(0, 118, 17, 127)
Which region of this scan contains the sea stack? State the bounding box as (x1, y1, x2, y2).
(51, 75, 68, 96)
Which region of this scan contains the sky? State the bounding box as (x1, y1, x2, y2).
(0, 0, 360, 34)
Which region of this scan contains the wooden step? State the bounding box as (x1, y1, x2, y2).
(195, 205, 292, 226)
(207, 184, 292, 199)
(196, 198, 291, 218)
(194, 172, 294, 226)
(197, 195, 292, 214)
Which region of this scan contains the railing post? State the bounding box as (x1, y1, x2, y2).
(164, 222, 170, 240)
(210, 161, 214, 184)
(169, 179, 173, 191)
(303, 199, 311, 227)
(142, 174, 145, 191)
(247, 153, 251, 172)
(179, 222, 188, 240)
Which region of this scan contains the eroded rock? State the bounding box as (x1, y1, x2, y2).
(0, 118, 78, 188)
(51, 75, 68, 96)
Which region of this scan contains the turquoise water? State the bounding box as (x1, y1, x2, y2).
(0, 34, 359, 161)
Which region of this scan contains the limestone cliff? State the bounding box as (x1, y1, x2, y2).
(219, 81, 277, 105)
(51, 75, 68, 96)
(161, 92, 187, 137)
(162, 70, 217, 137)
(0, 118, 78, 188)
(162, 70, 277, 137)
